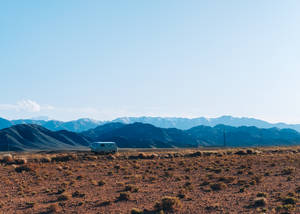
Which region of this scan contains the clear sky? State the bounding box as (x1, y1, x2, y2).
(1, 1, 300, 123)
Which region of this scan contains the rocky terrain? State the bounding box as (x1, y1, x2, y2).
(0, 147, 299, 213)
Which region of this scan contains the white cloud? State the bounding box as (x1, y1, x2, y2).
(0, 100, 165, 121)
(17, 99, 41, 112)
(0, 99, 54, 113)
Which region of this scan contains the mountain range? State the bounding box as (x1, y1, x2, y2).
(82, 122, 300, 148)
(1, 122, 300, 151)
(81, 122, 200, 148)
(0, 118, 103, 133)
(112, 116, 300, 131)
(0, 124, 89, 151)
(2, 116, 300, 132)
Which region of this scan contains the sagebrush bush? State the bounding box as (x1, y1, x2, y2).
(282, 196, 297, 205)
(218, 176, 235, 183)
(256, 192, 268, 198)
(154, 196, 182, 212)
(253, 197, 267, 207)
(15, 165, 33, 173)
(98, 180, 106, 186)
(15, 158, 27, 165)
(282, 167, 295, 175)
(117, 192, 130, 201)
(210, 182, 227, 191)
(46, 203, 60, 213)
(131, 208, 143, 214)
(57, 193, 71, 201)
(2, 154, 13, 163)
(124, 185, 138, 192)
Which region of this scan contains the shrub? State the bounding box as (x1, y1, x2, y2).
(2, 154, 13, 163)
(185, 151, 202, 157)
(287, 192, 296, 197)
(131, 208, 143, 214)
(282, 196, 297, 205)
(211, 168, 222, 174)
(154, 196, 182, 212)
(51, 154, 77, 162)
(210, 182, 227, 191)
(96, 200, 111, 207)
(256, 192, 268, 198)
(184, 182, 191, 187)
(124, 185, 132, 191)
(40, 157, 51, 163)
(72, 191, 85, 198)
(252, 176, 263, 184)
(281, 167, 295, 175)
(15, 158, 27, 165)
(114, 165, 121, 170)
(218, 176, 235, 183)
(76, 175, 83, 180)
(237, 179, 247, 186)
(124, 185, 138, 192)
(46, 203, 60, 213)
(98, 180, 106, 186)
(177, 190, 186, 199)
(163, 171, 173, 178)
(56, 188, 65, 194)
(15, 165, 32, 173)
(200, 181, 209, 186)
(57, 193, 71, 201)
(276, 204, 295, 212)
(235, 150, 247, 155)
(117, 192, 130, 201)
(253, 197, 267, 207)
(246, 149, 254, 154)
(205, 203, 220, 211)
(25, 201, 35, 208)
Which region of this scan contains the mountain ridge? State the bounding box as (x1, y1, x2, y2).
(2, 115, 300, 132)
(81, 122, 300, 148)
(1, 122, 300, 151)
(0, 124, 90, 151)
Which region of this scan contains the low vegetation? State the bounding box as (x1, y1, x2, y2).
(0, 147, 299, 213)
(154, 196, 182, 212)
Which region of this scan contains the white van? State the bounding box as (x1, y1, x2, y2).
(90, 142, 118, 154)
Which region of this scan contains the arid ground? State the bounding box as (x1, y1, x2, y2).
(0, 147, 299, 214)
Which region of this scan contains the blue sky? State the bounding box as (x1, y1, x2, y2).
(1, 1, 300, 122)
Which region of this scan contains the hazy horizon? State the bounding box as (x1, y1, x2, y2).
(2, 114, 300, 126)
(1, 1, 300, 123)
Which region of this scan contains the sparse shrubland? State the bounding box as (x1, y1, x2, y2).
(0, 147, 299, 213)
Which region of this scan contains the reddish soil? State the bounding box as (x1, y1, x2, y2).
(0, 147, 299, 214)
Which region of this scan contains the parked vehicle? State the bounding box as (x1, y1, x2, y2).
(89, 142, 118, 154)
